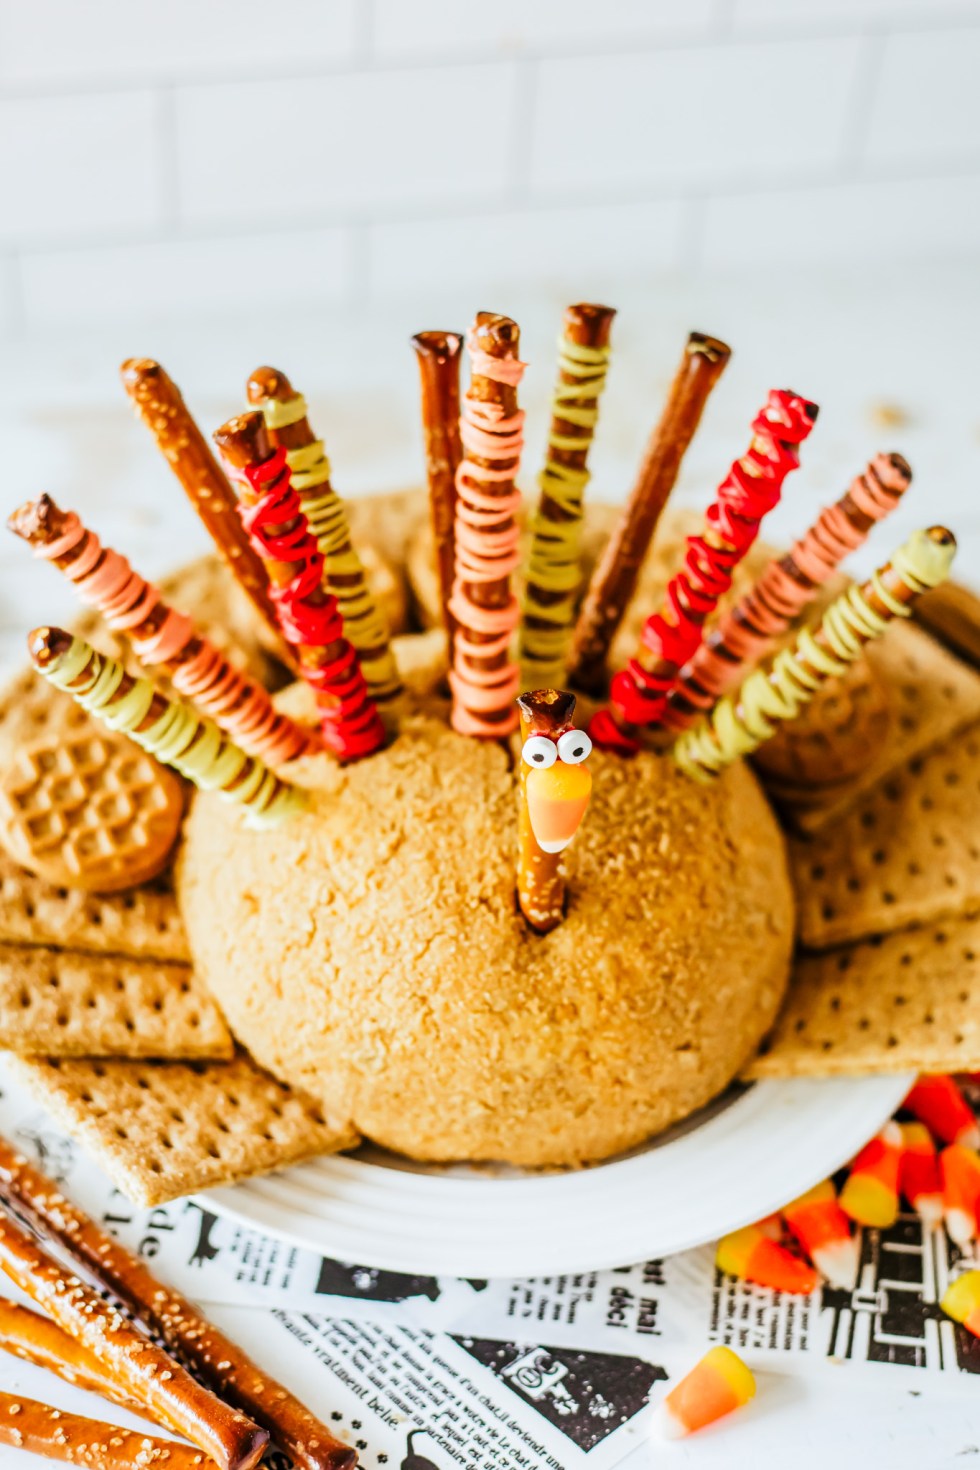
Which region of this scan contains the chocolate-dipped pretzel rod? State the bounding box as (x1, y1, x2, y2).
(411, 331, 463, 647)
(0, 1212, 267, 1470)
(520, 304, 616, 689)
(0, 1137, 357, 1470)
(0, 1297, 152, 1422)
(448, 314, 527, 738)
(28, 629, 305, 829)
(673, 527, 956, 782)
(516, 690, 593, 934)
(246, 367, 401, 702)
(663, 451, 912, 731)
(215, 413, 385, 762)
(567, 333, 731, 695)
(8, 496, 309, 765)
(120, 359, 282, 651)
(591, 388, 819, 753)
(0, 1391, 220, 1470)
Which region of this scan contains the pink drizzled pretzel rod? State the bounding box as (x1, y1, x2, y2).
(7, 496, 310, 765)
(447, 314, 527, 738)
(214, 414, 385, 762)
(590, 389, 819, 753)
(663, 451, 912, 731)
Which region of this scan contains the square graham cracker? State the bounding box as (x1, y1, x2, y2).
(0, 850, 189, 963)
(0, 943, 231, 1060)
(745, 912, 980, 1079)
(774, 621, 980, 834)
(789, 721, 980, 950)
(5, 1052, 359, 1207)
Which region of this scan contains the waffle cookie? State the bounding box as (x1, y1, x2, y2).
(0, 727, 184, 894)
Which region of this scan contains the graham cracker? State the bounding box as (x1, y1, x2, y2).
(772, 620, 980, 833)
(5, 1052, 359, 1207)
(745, 911, 980, 1079)
(0, 943, 231, 1060)
(0, 849, 189, 963)
(790, 721, 980, 949)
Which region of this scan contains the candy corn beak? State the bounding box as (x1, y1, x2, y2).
(526, 761, 592, 853)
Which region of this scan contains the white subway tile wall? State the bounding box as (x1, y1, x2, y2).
(0, 0, 978, 328)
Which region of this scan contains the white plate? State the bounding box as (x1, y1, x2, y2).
(203, 1072, 912, 1277)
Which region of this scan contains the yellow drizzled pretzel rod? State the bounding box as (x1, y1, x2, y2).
(246, 367, 402, 702)
(28, 628, 306, 828)
(673, 527, 956, 783)
(519, 304, 616, 689)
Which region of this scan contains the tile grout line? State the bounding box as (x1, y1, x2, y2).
(837, 29, 889, 180)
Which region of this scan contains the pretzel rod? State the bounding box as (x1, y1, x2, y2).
(120, 359, 282, 652)
(8, 496, 309, 765)
(591, 388, 819, 753)
(567, 333, 731, 695)
(519, 304, 616, 690)
(214, 414, 385, 762)
(246, 367, 401, 702)
(0, 1212, 266, 1470)
(516, 690, 592, 934)
(0, 1391, 220, 1470)
(447, 314, 526, 738)
(0, 1137, 357, 1470)
(0, 1297, 158, 1425)
(28, 630, 305, 829)
(411, 331, 463, 650)
(673, 526, 956, 782)
(663, 451, 912, 731)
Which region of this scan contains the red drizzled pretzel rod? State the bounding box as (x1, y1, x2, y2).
(214, 413, 384, 762)
(663, 451, 912, 731)
(246, 367, 401, 703)
(0, 1211, 267, 1470)
(590, 388, 819, 753)
(0, 1391, 219, 1470)
(411, 331, 464, 650)
(567, 333, 731, 695)
(448, 313, 527, 738)
(7, 496, 309, 765)
(120, 360, 284, 655)
(0, 1136, 357, 1470)
(0, 1296, 154, 1422)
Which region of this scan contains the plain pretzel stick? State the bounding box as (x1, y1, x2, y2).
(119, 358, 284, 655)
(0, 1211, 267, 1470)
(411, 331, 464, 647)
(0, 1390, 218, 1469)
(567, 332, 731, 694)
(0, 1137, 357, 1470)
(0, 1296, 156, 1424)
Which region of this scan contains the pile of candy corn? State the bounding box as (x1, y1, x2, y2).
(656, 1074, 979, 1442)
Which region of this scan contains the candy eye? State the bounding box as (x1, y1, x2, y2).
(557, 729, 592, 765)
(522, 735, 557, 769)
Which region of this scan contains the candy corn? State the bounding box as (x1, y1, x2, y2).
(653, 1347, 756, 1440)
(782, 1180, 858, 1290)
(840, 1122, 903, 1228)
(941, 1270, 980, 1340)
(716, 1222, 819, 1294)
(899, 1123, 943, 1225)
(904, 1076, 980, 1150)
(940, 1144, 980, 1245)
